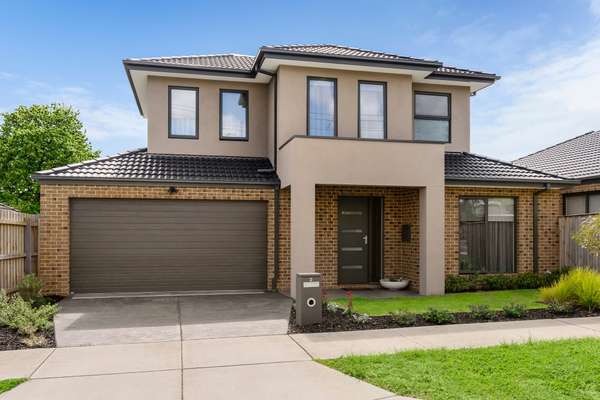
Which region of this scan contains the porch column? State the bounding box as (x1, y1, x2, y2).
(419, 185, 445, 295)
(289, 182, 316, 298)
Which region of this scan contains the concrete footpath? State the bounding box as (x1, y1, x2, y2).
(1, 317, 599, 399)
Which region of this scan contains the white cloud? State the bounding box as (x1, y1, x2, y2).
(590, 0, 600, 18)
(472, 34, 600, 161)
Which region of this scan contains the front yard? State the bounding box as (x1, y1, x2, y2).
(321, 338, 600, 400)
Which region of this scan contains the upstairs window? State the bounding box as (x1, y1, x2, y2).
(414, 92, 450, 142)
(308, 77, 337, 137)
(359, 81, 386, 139)
(168, 87, 198, 138)
(564, 192, 600, 216)
(220, 89, 249, 140)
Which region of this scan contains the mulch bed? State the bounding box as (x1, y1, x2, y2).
(0, 327, 55, 351)
(289, 307, 600, 334)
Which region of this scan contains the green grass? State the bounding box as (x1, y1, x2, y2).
(331, 289, 545, 315)
(321, 338, 600, 400)
(0, 378, 27, 394)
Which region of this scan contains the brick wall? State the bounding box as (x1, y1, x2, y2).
(39, 183, 276, 296)
(562, 183, 600, 195)
(445, 186, 562, 276)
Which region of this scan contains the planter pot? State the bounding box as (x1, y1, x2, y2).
(380, 278, 409, 290)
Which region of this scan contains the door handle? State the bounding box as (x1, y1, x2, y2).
(362, 234, 368, 245)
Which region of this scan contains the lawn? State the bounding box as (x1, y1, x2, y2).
(321, 338, 600, 400)
(0, 378, 26, 394)
(331, 289, 545, 315)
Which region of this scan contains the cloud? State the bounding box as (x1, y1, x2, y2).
(471, 34, 600, 161)
(591, 0, 600, 18)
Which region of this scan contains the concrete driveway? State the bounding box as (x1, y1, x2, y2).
(54, 293, 292, 347)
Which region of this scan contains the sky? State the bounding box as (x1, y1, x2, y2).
(1, 0, 599, 161)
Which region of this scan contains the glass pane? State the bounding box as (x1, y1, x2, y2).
(488, 198, 515, 222)
(415, 93, 448, 117)
(565, 195, 586, 215)
(221, 91, 248, 138)
(589, 194, 600, 214)
(414, 119, 449, 142)
(359, 83, 384, 139)
(170, 89, 197, 136)
(460, 198, 485, 222)
(309, 79, 335, 137)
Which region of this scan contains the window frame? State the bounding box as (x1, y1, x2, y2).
(563, 191, 600, 216)
(458, 196, 518, 274)
(413, 91, 451, 143)
(358, 80, 387, 140)
(306, 76, 338, 137)
(219, 88, 250, 141)
(168, 86, 199, 139)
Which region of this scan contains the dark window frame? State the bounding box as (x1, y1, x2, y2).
(168, 86, 199, 139)
(413, 91, 451, 143)
(563, 191, 600, 216)
(306, 76, 338, 137)
(219, 88, 250, 141)
(458, 196, 518, 274)
(358, 80, 387, 140)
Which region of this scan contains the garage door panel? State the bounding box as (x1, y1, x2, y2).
(70, 199, 267, 293)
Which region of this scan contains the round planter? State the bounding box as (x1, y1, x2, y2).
(379, 278, 410, 290)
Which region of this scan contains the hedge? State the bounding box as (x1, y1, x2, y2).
(445, 269, 568, 293)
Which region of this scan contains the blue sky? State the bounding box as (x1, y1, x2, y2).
(1, 0, 600, 160)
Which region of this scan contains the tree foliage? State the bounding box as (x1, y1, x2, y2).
(573, 214, 600, 256)
(0, 104, 100, 213)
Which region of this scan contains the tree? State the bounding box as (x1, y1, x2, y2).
(0, 104, 100, 213)
(573, 214, 600, 256)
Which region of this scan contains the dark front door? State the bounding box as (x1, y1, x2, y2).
(338, 197, 370, 284)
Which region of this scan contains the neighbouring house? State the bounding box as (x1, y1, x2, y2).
(514, 130, 600, 217)
(33, 44, 579, 298)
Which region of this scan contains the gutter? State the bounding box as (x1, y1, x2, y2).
(532, 183, 550, 273)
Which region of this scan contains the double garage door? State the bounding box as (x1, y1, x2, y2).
(70, 199, 267, 294)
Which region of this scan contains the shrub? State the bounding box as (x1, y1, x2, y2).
(0, 291, 58, 345)
(16, 274, 44, 304)
(502, 303, 527, 318)
(326, 302, 344, 313)
(541, 268, 600, 311)
(468, 304, 494, 320)
(572, 214, 600, 256)
(352, 313, 371, 324)
(389, 310, 417, 327)
(445, 270, 567, 293)
(422, 308, 454, 325)
(546, 300, 575, 314)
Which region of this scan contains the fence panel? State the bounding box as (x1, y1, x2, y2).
(0, 208, 38, 292)
(559, 216, 600, 270)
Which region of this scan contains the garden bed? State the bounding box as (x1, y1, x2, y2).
(0, 326, 55, 351)
(289, 306, 600, 334)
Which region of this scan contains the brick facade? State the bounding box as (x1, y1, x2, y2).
(562, 183, 600, 195)
(445, 186, 562, 276)
(39, 183, 276, 296)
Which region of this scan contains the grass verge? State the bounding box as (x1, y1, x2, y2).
(331, 289, 544, 315)
(0, 378, 27, 394)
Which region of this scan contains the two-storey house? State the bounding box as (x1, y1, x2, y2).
(35, 45, 577, 297)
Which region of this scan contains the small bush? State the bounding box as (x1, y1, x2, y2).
(546, 300, 575, 314)
(0, 291, 58, 344)
(422, 308, 454, 325)
(445, 270, 567, 293)
(16, 274, 44, 304)
(541, 268, 600, 311)
(468, 304, 494, 320)
(502, 303, 527, 318)
(326, 302, 344, 313)
(352, 313, 371, 324)
(389, 310, 417, 327)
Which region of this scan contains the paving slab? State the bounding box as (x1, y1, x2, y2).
(290, 329, 423, 359)
(183, 335, 310, 368)
(54, 297, 180, 347)
(0, 349, 53, 379)
(32, 341, 181, 378)
(180, 293, 292, 339)
(2, 370, 181, 400)
(183, 360, 393, 400)
(557, 316, 600, 333)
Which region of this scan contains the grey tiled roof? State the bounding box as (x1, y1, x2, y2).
(34, 149, 279, 185)
(445, 152, 574, 183)
(513, 130, 600, 180)
(125, 44, 498, 80)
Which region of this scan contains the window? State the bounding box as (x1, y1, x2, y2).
(359, 81, 386, 139)
(220, 89, 249, 140)
(307, 77, 337, 137)
(168, 87, 198, 138)
(564, 192, 600, 215)
(414, 92, 450, 142)
(459, 197, 515, 274)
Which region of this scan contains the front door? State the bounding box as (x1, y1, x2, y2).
(338, 197, 370, 284)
